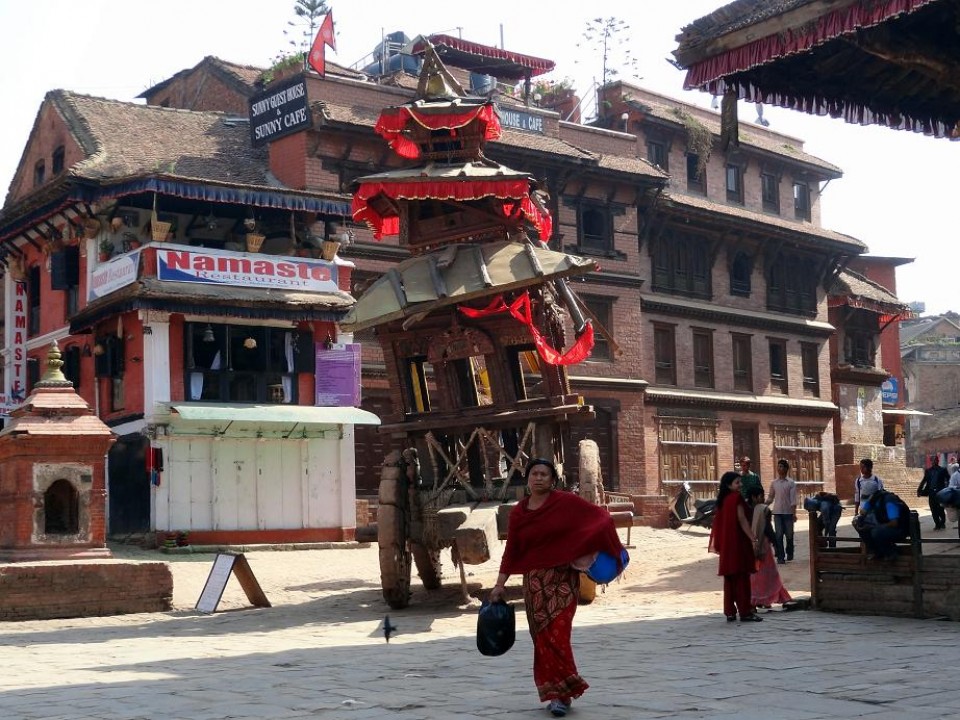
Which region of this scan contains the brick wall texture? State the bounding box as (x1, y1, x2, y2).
(0, 561, 173, 621)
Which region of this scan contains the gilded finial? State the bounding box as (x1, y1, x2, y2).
(36, 340, 74, 388)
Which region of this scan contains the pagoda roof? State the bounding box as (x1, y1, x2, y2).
(409, 34, 556, 80)
(340, 240, 595, 332)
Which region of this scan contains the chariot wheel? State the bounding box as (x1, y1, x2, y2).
(412, 542, 443, 590)
(378, 474, 412, 609)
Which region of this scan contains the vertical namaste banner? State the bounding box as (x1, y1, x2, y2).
(315, 343, 361, 407)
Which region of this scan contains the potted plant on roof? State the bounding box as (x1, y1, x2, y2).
(98, 237, 115, 262)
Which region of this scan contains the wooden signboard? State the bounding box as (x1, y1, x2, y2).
(195, 553, 271, 613)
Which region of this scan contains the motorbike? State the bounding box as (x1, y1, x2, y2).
(667, 481, 717, 529)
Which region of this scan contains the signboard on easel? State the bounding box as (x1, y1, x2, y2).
(195, 553, 271, 613)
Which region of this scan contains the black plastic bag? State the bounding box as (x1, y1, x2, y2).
(476, 599, 516, 656)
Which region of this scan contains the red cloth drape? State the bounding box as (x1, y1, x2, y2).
(351, 178, 551, 241)
(374, 105, 502, 159)
(499, 491, 624, 575)
(458, 292, 594, 366)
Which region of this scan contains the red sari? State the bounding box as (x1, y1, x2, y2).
(500, 490, 624, 702)
(708, 491, 756, 618)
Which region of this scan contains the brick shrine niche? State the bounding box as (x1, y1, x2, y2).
(33, 464, 95, 544)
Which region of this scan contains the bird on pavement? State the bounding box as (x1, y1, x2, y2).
(383, 615, 398, 643)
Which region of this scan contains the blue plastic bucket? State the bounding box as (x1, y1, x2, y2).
(585, 548, 630, 584)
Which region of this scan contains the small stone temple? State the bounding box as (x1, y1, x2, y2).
(0, 341, 115, 561)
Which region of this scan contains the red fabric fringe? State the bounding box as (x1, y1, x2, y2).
(351, 178, 551, 241)
(374, 105, 502, 159)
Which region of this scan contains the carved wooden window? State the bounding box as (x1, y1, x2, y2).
(652, 231, 711, 299)
(653, 324, 676, 385)
(767, 252, 817, 315)
(658, 418, 718, 493)
(772, 425, 824, 486)
(730, 251, 752, 297)
(451, 355, 493, 408)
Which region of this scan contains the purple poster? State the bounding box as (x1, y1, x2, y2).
(315, 343, 361, 407)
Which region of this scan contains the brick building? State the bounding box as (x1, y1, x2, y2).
(2, 29, 885, 530)
(0, 85, 378, 544)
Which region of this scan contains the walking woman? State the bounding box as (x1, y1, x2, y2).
(708, 471, 762, 622)
(746, 485, 792, 608)
(490, 458, 625, 717)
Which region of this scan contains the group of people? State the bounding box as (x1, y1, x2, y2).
(917, 455, 960, 529)
(488, 454, 935, 717)
(708, 456, 794, 622)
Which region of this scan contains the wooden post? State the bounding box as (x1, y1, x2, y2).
(807, 510, 819, 609)
(909, 511, 924, 619)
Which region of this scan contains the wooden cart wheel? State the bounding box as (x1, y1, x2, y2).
(378, 476, 412, 609)
(411, 542, 443, 590)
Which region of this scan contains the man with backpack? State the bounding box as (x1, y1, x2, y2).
(852, 479, 910, 561)
(917, 456, 950, 530)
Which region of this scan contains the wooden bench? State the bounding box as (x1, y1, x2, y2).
(604, 493, 635, 547)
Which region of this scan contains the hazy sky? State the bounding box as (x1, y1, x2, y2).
(1, 1, 955, 313)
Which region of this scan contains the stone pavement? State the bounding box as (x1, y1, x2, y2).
(2, 583, 960, 720)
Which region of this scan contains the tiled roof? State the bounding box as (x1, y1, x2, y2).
(661, 191, 866, 250)
(594, 154, 665, 178)
(830, 269, 904, 309)
(316, 101, 597, 161)
(53, 91, 270, 186)
(910, 407, 960, 442)
(626, 93, 840, 174)
(676, 1, 809, 50)
(491, 129, 595, 161)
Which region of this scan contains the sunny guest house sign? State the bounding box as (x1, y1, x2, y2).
(157, 247, 339, 292)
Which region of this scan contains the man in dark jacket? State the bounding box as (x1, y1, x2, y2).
(917, 456, 950, 530)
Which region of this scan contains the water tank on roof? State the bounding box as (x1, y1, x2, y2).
(470, 73, 496, 96)
(362, 31, 420, 77)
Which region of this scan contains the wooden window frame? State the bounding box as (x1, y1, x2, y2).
(794, 181, 811, 221)
(651, 230, 712, 299)
(657, 417, 719, 493)
(581, 295, 613, 361)
(761, 172, 780, 213)
(769, 338, 788, 394)
(647, 140, 668, 171)
(686, 153, 705, 194)
(653, 324, 677, 386)
(801, 342, 820, 396)
(731, 333, 753, 392)
(725, 163, 744, 204)
(692, 328, 714, 388)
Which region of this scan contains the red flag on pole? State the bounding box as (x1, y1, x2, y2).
(309, 12, 336, 76)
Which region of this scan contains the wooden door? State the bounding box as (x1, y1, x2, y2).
(732, 424, 758, 473)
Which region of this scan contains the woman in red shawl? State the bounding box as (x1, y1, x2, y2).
(708, 471, 762, 622)
(489, 458, 624, 718)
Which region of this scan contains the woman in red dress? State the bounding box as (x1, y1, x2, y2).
(709, 471, 762, 622)
(490, 458, 625, 718)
